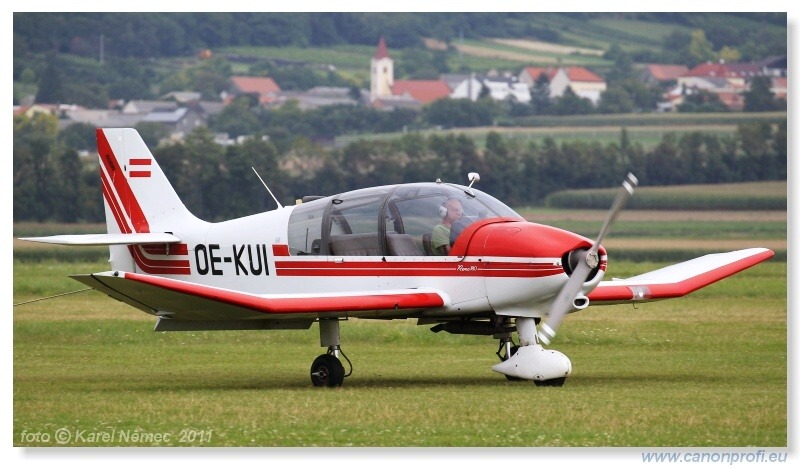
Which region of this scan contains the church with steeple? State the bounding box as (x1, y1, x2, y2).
(369, 37, 451, 108)
(370, 37, 394, 101)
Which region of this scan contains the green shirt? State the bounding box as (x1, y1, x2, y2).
(431, 223, 450, 254)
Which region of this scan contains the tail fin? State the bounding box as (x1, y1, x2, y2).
(97, 128, 196, 235)
(97, 128, 199, 273)
(20, 128, 198, 275)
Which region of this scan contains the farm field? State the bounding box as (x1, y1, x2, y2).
(336, 124, 740, 150)
(336, 111, 786, 150)
(12, 199, 787, 448)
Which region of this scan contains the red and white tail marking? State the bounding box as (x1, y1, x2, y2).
(129, 158, 152, 178)
(96, 128, 200, 275)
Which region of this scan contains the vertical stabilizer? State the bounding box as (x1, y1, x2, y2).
(96, 128, 199, 272)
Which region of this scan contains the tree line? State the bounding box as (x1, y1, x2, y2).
(14, 113, 786, 223)
(15, 13, 785, 60)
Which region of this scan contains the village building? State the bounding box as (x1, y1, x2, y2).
(480, 75, 531, 103)
(519, 66, 606, 105)
(369, 37, 451, 109)
(639, 64, 689, 86)
(224, 75, 282, 105)
(271, 86, 359, 111)
(449, 74, 484, 101)
(370, 37, 394, 101)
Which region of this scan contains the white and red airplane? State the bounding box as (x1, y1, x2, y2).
(22, 128, 774, 387)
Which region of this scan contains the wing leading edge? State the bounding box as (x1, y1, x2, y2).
(71, 271, 450, 321)
(588, 248, 774, 305)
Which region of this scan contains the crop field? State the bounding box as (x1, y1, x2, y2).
(12, 204, 787, 449)
(336, 111, 786, 150)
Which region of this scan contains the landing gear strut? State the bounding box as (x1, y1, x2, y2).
(495, 320, 523, 382)
(310, 319, 351, 387)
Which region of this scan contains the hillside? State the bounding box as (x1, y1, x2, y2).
(13, 13, 787, 108)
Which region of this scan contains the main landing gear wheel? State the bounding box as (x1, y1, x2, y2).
(497, 339, 524, 382)
(310, 354, 345, 387)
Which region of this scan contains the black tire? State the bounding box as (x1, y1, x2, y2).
(501, 345, 524, 382)
(533, 377, 567, 387)
(310, 354, 345, 387)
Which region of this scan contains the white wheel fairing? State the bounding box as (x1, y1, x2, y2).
(491, 344, 572, 381)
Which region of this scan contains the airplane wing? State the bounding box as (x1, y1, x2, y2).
(71, 271, 451, 326)
(19, 233, 181, 246)
(588, 248, 774, 305)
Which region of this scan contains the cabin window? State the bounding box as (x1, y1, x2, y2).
(287, 198, 328, 255)
(328, 191, 389, 256)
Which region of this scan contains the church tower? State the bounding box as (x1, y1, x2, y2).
(370, 37, 393, 101)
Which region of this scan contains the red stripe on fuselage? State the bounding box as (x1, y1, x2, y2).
(273, 258, 565, 278)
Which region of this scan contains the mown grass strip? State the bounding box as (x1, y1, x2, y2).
(545, 181, 787, 211)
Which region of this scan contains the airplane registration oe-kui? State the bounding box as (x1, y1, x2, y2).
(22, 128, 774, 387)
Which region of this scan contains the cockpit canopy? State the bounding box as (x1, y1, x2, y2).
(287, 183, 523, 257)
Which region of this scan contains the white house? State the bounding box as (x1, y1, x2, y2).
(481, 76, 531, 103)
(520, 66, 606, 105)
(449, 75, 483, 101)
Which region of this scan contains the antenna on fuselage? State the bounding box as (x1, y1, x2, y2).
(251, 167, 284, 209)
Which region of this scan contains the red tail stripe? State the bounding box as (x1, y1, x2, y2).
(128, 246, 190, 275)
(101, 153, 189, 275)
(130, 171, 151, 178)
(129, 158, 152, 165)
(96, 129, 150, 233)
(101, 171, 132, 234)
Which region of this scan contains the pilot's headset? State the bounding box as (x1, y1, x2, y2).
(438, 198, 457, 218)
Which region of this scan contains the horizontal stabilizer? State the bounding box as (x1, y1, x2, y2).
(19, 232, 181, 246)
(588, 248, 774, 304)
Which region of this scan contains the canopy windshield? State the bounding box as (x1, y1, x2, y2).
(287, 183, 523, 256)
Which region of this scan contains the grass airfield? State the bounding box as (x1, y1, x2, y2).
(13, 256, 786, 447)
(13, 200, 788, 447)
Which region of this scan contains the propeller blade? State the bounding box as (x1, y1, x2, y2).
(590, 172, 638, 252)
(538, 172, 638, 345)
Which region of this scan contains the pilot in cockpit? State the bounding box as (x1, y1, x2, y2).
(432, 197, 463, 255)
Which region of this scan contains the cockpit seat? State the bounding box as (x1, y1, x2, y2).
(422, 232, 434, 256)
(386, 233, 422, 256)
(329, 233, 382, 256)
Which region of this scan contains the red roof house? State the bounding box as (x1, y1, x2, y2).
(227, 76, 282, 104)
(391, 80, 452, 104)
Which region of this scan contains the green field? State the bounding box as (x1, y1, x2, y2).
(12, 202, 788, 448)
(545, 181, 787, 212)
(336, 112, 787, 151)
(12, 259, 786, 447)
